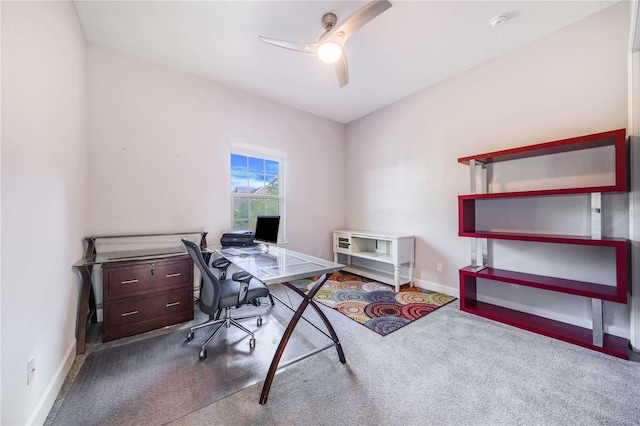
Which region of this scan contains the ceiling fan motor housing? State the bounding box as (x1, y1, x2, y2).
(322, 13, 338, 31)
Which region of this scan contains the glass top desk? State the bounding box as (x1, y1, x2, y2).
(74, 237, 346, 404)
(213, 245, 343, 284)
(210, 245, 346, 404)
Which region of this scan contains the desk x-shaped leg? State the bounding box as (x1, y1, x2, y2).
(260, 274, 346, 404)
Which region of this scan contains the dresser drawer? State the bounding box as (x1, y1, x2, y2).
(103, 257, 192, 300)
(104, 287, 193, 329)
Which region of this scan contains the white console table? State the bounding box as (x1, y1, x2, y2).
(332, 230, 415, 292)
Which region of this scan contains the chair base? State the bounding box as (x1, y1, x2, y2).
(214, 295, 274, 320)
(187, 307, 263, 360)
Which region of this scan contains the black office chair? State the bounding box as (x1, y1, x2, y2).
(182, 238, 270, 360)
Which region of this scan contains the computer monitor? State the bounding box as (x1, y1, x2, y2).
(254, 215, 280, 246)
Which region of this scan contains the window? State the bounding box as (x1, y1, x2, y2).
(230, 146, 284, 236)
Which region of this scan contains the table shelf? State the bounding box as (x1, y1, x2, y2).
(460, 300, 629, 359)
(340, 265, 410, 287)
(459, 266, 625, 303)
(458, 230, 627, 246)
(457, 129, 626, 193)
(333, 230, 415, 292)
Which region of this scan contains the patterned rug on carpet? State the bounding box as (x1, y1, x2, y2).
(291, 271, 456, 336)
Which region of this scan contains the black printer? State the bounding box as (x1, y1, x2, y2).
(220, 230, 255, 247)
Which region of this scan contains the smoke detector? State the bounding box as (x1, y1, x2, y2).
(490, 15, 508, 27)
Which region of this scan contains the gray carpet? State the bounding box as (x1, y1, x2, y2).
(169, 289, 640, 426)
(50, 307, 317, 425)
(49, 284, 640, 425)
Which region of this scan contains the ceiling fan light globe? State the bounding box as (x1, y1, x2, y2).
(317, 42, 342, 64)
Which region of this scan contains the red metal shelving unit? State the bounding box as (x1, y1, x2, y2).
(457, 129, 630, 359)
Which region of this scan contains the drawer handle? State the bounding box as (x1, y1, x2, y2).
(121, 279, 139, 285)
(166, 302, 180, 307)
(166, 273, 181, 278)
(121, 310, 139, 317)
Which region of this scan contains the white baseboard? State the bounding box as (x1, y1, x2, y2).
(26, 339, 76, 425)
(413, 278, 459, 299)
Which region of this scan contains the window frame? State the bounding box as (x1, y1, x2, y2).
(229, 142, 286, 243)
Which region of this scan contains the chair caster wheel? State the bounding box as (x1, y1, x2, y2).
(186, 331, 194, 341)
(257, 317, 262, 327)
(250, 337, 256, 348)
(199, 349, 207, 360)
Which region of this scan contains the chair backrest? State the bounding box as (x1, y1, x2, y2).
(182, 238, 221, 315)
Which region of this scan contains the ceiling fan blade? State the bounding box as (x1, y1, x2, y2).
(258, 35, 317, 55)
(327, 0, 392, 42)
(334, 53, 349, 88)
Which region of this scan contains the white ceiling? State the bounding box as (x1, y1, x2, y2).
(74, 1, 617, 124)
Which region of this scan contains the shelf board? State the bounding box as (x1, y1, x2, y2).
(460, 301, 629, 359)
(458, 185, 625, 199)
(335, 230, 414, 239)
(458, 231, 628, 247)
(341, 265, 410, 287)
(460, 266, 625, 303)
(457, 129, 624, 165)
(347, 251, 393, 263)
(457, 129, 627, 193)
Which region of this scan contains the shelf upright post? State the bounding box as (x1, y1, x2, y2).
(469, 159, 488, 271)
(592, 299, 604, 347)
(590, 192, 604, 347)
(591, 193, 602, 239)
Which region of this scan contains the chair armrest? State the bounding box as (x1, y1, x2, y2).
(211, 258, 232, 280)
(232, 271, 254, 303)
(232, 271, 252, 281)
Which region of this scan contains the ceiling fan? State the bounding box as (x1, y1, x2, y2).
(258, 0, 393, 88)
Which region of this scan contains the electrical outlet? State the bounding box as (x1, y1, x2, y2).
(317, 250, 322, 258)
(437, 262, 443, 272)
(511, 284, 520, 289)
(27, 357, 36, 385)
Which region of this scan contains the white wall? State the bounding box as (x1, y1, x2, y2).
(346, 4, 630, 335)
(1, 2, 87, 425)
(86, 44, 346, 314)
(86, 43, 346, 256)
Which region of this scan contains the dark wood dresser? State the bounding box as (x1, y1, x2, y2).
(102, 256, 194, 342)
